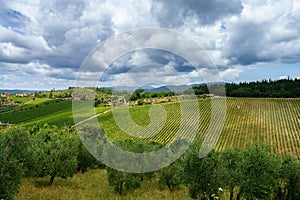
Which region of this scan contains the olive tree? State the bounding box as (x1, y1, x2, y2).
(158, 162, 182, 192)
(0, 127, 30, 200)
(183, 146, 222, 200)
(105, 140, 161, 195)
(158, 139, 189, 192)
(237, 144, 280, 200)
(276, 155, 300, 200)
(30, 125, 79, 185)
(218, 148, 242, 200)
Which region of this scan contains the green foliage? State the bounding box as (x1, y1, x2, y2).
(9, 96, 32, 103)
(237, 144, 281, 200)
(96, 87, 113, 94)
(16, 98, 52, 111)
(106, 167, 143, 195)
(183, 146, 222, 200)
(158, 139, 190, 192)
(130, 88, 144, 101)
(185, 85, 209, 95)
(77, 141, 100, 173)
(24, 109, 74, 128)
(1, 123, 299, 200)
(0, 127, 30, 200)
(182, 144, 283, 200)
(29, 125, 79, 185)
(137, 99, 144, 105)
(142, 91, 175, 98)
(226, 78, 300, 97)
(276, 155, 300, 200)
(217, 148, 242, 200)
(158, 162, 182, 192)
(77, 124, 106, 166)
(105, 140, 161, 195)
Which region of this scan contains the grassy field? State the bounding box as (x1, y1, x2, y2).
(9, 96, 33, 104)
(23, 106, 110, 127)
(0, 100, 72, 124)
(0, 97, 110, 127)
(19, 98, 52, 110)
(97, 98, 300, 158)
(0, 98, 53, 114)
(16, 169, 190, 200)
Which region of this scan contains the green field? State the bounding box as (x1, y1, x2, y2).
(0, 99, 110, 127)
(23, 106, 109, 127)
(0, 100, 72, 124)
(19, 98, 52, 110)
(97, 98, 300, 157)
(9, 96, 33, 104)
(16, 169, 190, 200)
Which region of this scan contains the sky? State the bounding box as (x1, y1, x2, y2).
(0, 0, 300, 90)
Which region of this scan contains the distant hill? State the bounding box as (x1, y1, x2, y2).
(145, 85, 191, 92)
(107, 83, 207, 93)
(0, 89, 41, 95)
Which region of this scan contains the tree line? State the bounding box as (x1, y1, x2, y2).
(189, 79, 300, 98)
(105, 141, 300, 200)
(225, 79, 300, 98)
(1, 125, 299, 200)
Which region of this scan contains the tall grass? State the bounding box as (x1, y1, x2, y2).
(16, 169, 190, 200)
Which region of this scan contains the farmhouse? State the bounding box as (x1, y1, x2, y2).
(111, 96, 127, 106)
(16, 93, 28, 97)
(2, 92, 11, 96)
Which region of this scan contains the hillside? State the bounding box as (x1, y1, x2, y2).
(96, 98, 300, 157)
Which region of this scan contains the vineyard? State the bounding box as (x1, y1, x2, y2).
(0, 100, 72, 124)
(23, 106, 109, 127)
(1, 97, 299, 157)
(0, 100, 109, 127)
(216, 98, 300, 157)
(97, 98, 300, 158)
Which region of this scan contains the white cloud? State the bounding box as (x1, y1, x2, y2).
(128, 51, 153, 66)
(0, 0, 299, 89)
(278, 75, 288, 80)
(219, 66, 244, 82)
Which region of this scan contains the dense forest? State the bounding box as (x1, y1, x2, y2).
(225, 79, 300, 97)
(190, 79, 300, 98)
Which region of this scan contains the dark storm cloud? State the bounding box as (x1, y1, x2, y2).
(152, 0, 243, 27)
